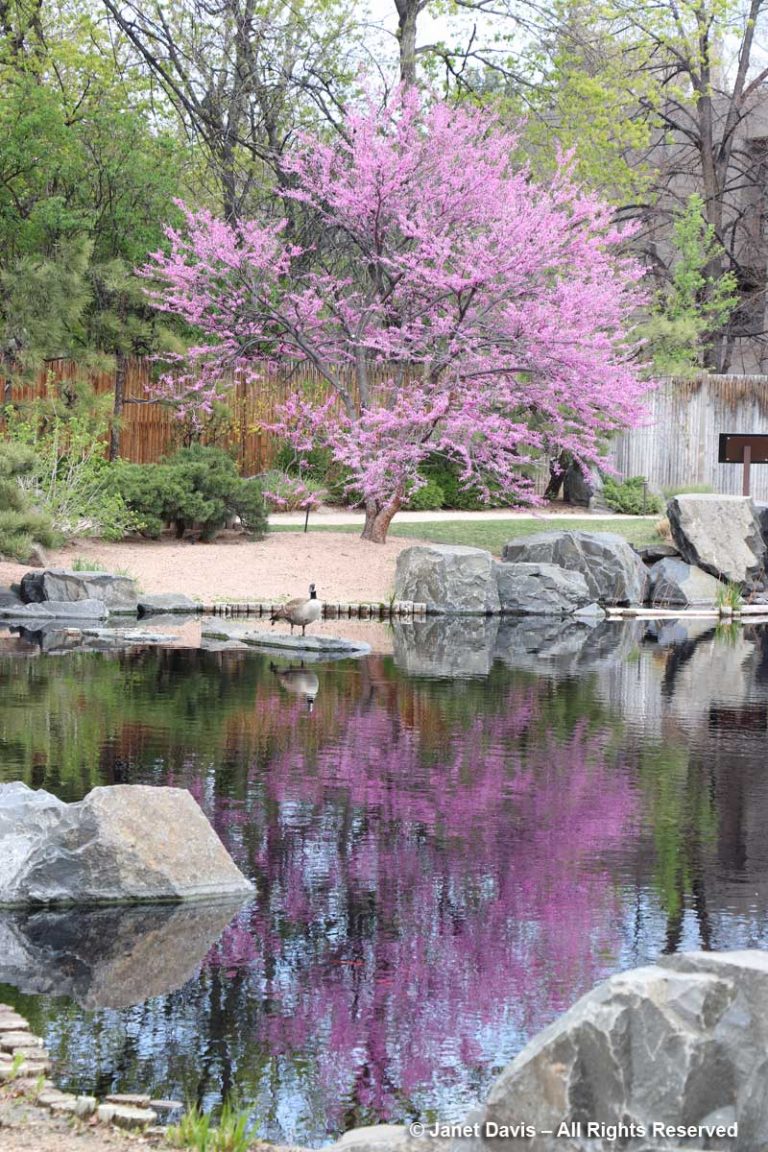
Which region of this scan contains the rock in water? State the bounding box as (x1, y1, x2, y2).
(495, 562, 593, 615)
(667, 495, 766, 584)
(501, 531, 649, 606)
(20, 569, 138, 613)
(455, 951, 768, 1152)
(395, 545, 500, 615)
(649, 557, 722, 607)
(0, 782, 253, 906)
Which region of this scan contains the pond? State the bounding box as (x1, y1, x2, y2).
(1, 616, 768, 1145)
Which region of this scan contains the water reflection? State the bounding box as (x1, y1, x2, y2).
(1, 622, 768, 1143)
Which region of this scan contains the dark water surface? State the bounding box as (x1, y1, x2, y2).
(1, 616, 768, 1144)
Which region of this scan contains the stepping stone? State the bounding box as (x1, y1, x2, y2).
(37, 1090, 74, 1109)
(0, 1013, 30, 1032)
(105, 1092, 151, 1107)
(149, 1099, 185, 1112)
(0, 1031, 43, 1051)
(97, 1103, 158, 1129)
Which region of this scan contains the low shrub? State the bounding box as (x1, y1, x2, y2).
(0, 442, 59, 561)
(259, 470, 323, 512)
(115, 446, 268, 541)
(421, 456, 503, 510)
(404, 476, 445, 510)
(662, 482, 714, 499)
(603, 475, 662, 516)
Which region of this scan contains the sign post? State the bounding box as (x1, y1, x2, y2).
(718, 434, 768, 497)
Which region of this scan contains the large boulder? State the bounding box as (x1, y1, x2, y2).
(667, 495, 766, 585)
(0, 782, 254, 906)
(20, 569, 138, 613)
(563, 464, 603, 509)
(649, 557, 722, 607)
(495, 562, 594, 615)
(501, 532, 649, 606)
(138, 593, 199, 616)
(458, 951, 768, 1152)
(394, 545, 500, 615)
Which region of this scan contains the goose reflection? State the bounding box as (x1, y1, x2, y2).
(270, 661, 320, 713)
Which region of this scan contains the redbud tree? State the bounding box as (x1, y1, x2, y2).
(144, 88, 649, 542)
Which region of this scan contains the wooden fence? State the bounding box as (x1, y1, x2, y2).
(611, 373, 768, 501)
(5, 362, 768, 497)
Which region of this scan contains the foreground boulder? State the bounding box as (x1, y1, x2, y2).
(667, 495, 766, 585)
(0, 599, 108, 620)
(501, 532, 649, 606)
(0, 782, 253, 906)
(495, 562, 594, 615)
(395, 546, 500, 615)
(649, 557, 722, 607)
(457, 951, 768, 1152)
(20, 569, 138, 613)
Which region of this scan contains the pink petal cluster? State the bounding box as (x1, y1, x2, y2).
(144, 87, 650, 516)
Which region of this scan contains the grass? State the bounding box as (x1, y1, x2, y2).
(167, 1100, 253, 1152)
(271, 516, 662, 554)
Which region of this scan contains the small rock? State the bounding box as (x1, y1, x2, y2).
(105, 1092, 151, 1108)
(0, 1012, 30, 1032)
(97, 1103, 158, 1129)
(37, 1089, 74, 1109)
(25, 544, 48, 569)
(0, 1031, 43, 1051)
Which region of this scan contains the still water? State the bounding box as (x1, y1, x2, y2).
(1, 616, 767, 1144)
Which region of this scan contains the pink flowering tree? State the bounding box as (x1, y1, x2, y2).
(144, 88, 650, 542)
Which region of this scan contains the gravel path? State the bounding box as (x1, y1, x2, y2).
(0, 532, 414, 605)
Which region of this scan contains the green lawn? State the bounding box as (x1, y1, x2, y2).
(272, 516, 663, 555)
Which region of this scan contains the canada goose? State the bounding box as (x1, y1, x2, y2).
(270, 583, 323, 636)
(270, 662, 319, 713)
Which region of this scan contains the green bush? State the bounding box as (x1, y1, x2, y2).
(273, 440, 333, 483)
(603, 475, 662, 516)
(421, 457, 501, 510)
(115, 446, 267, 541)
(3, 392, 141, 541)
(259, 469, 323, 512)
(405, 476, 445, 510)
(230, 476, 268, 538)
(0, 442, 59, 560)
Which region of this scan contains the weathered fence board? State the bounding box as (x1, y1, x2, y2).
(4, 362, 768, 499)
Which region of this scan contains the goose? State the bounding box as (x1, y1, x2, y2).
(270, 583, 323, 637)
(270, 662, 320, 713)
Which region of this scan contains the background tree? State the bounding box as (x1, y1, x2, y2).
(144, 89, 649, 542)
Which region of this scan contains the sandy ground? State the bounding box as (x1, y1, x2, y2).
(0, 532, 414, 606)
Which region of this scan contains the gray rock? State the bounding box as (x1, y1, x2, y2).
(495, 562, 593, 615)
(0, 589, 24, 611)
(0, 599, 108, 620)
(563, 464, 602, 508)
(394, 545, 500, 615)
(635, 543, 681, 565)
(0, 899, 246, 1008)
(649, 557, 722, 607)
(0, 782, 254, 906)
(138, 593, 199, 616)
(20, 569, 138, 612)
(393, 617, 499, 678)
(202, 628, 371, 658)
(667, 495, 766, 584)
(501, 531, 649, 605)
(456, 951, 767, 1152)
(333, 1125, 452, 1152)
(25, 544, 48, 569)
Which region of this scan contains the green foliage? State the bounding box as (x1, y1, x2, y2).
(0, 440, 58, 560)
(640, 195, 739, 375)
(3, 385, 141, 540)
(230, 477, 269, 538)
(274, 440, 333, 483)
(168, 1100, 253, 1152)
(70, 557, 107, 572)
(405, 476, 445, 511)
(602, 475, 662, 515)
(259, 469, 323, 512)
(116, 446, 268, 541)
(715, 581, 743, 611)
(420, 457, 498, 511)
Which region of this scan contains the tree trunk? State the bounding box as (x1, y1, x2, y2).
(395, 0, 419, 87)
(360, 497, 401, 543)
(109, 352, 127, 462)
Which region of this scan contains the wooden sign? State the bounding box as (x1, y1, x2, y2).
(718, 433, 768, 496)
